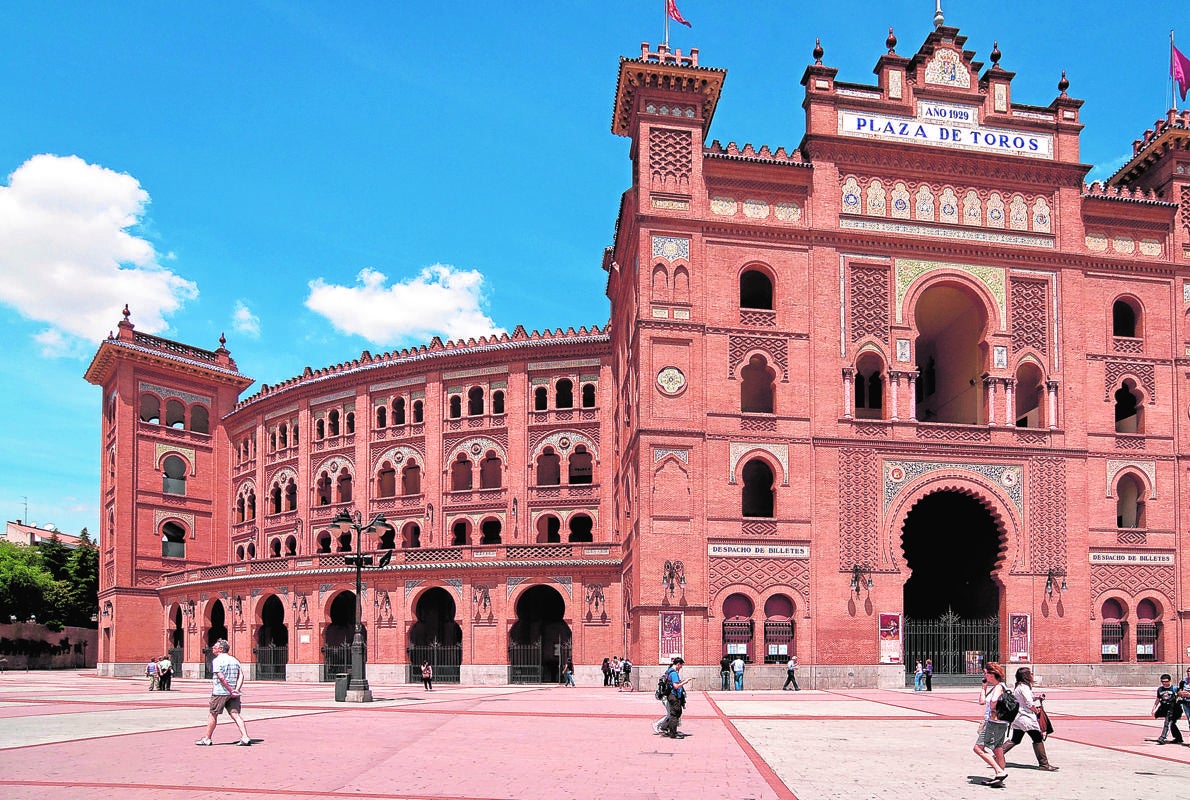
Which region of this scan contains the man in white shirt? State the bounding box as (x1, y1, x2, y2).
(731, 655, 745, 690)
(195, 639, 251, 746)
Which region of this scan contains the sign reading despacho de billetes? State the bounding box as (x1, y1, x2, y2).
(708, 543, 809, 558)
(1089, 551, 1174, 565)
(838, 100, 1054, 159)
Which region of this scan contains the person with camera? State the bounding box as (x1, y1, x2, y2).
(1002, 667, 1058, 770)
(1154, 672, 1184, 744)
(973, 662, 1011, 786)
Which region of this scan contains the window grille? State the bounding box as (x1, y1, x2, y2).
(763, 620, 794, 664)
(1100, 621, 1126, 662)
(1136, 622, 1160, 662)
(722, 619, 754, 661)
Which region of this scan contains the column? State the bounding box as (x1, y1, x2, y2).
(842, 368, 854, 419)
(983, 375, 996, 426)
(1046, 380, 1059, 429)
(1003, 377, 1015, 427)
(888, 371, 901, 422)
(907, 372, 918, 422)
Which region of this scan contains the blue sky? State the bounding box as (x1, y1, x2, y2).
(0, 1, 1183, 542)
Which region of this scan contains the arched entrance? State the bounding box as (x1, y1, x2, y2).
(407, 587, 462, 683)
(203, 601, 228, 678)
(322, 591, 363, 681)
(508, 585, 571, 683)
(168, 607, 184, 670)
(254, 595, 288, 681)
(914, 283, 988, 425)
(901, 490, 1003, 680)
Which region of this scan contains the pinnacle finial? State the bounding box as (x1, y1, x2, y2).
(990, 41, 1001, 67)
(122, 304, 131, 321)
(1058, 70, 1069, 96)
(934, 0, 944, 29)
(813, 37, 824, 65)
(887, 27, 897, 54)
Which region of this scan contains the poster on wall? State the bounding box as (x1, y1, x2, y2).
(659, 611, 683, 664)
(1008, 613, 1031, 662)
(879, 612, 902, 664)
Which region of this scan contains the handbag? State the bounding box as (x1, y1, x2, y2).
(1037, 703, 1054, 738)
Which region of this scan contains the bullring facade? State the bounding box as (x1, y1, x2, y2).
(87, 24, 1190, 686)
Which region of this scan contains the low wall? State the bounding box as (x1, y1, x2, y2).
(0, 623, 97, 670)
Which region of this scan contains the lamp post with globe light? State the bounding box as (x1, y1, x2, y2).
(331, 509, 390, 702)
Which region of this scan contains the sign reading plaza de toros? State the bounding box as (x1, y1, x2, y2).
(838, 100, 1054, 159)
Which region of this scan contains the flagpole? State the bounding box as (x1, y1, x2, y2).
(1174, 30, 1179, 112)
(664, 0, 670, 48)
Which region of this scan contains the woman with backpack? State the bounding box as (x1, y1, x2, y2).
(1003, 667, 1058, 771)
(972, 661, 1012, 787)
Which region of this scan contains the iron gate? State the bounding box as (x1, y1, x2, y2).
(167, 647, 183, 675)
(254, 645, 288, 681)
(903, 609, 999, 680)
(407, 643, 462, 684)
(508, 639, 571, 684)
(321, 643, 352, 682)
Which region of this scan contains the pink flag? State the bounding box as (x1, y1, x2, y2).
(1173, 44, 1190, 101)
(667, 0, 692, 28)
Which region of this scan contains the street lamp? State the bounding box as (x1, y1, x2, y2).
(331, 508, 390, 702)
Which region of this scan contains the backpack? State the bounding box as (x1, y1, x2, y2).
(655, 673, 673, 700)
(995, 684, 1020, 722)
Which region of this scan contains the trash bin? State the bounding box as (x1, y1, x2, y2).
(334, 673, 350, 702)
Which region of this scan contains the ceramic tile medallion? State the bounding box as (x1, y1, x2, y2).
(1112, 235, 1135, 255)
(774, 202, 802, 221)
(651, 235, 690, 262)
(710, 196, 737, 216)
(743, 199, 770, 219)
(1085, 232, 1108, 252)
(657, 366, 686, 395)
(1139, 238, 1161, 257)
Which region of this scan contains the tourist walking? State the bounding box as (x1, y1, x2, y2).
(195, 638, 250, 746)
(421, 660, 433, 691)
(611, 656, 622, 686)
(1154, 672, 1184, 744)
(972, 662, 1010, 786)
(914, 659, 924, 691)
(924, 658, 933, 691)
(653, 657, 681, 733)
(719, 654, 732, 691)
(602, 657, 612, 686)
(620, 657, 632, 690)
(145, 658, 159, 691)
(563, 658, 576, 686)
(1002, 667, 1058, 770)
(731, 655, 745, 691)
(157, 654, 173, 691)
(659, 657, 693, 739)
(782, 655, 800, 690)
(1177, 667, 1190, 720)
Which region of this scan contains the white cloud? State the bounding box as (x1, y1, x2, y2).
(232, 301, 261, 338)
(0, 154, 198, 355)
(1086, 152, 1132, 183)
(305, 264, 504, 344)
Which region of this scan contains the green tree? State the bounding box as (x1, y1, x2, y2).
(0, 541, 55, 622)
(37, 531, 71, 582)
(64, 533, 99, 626)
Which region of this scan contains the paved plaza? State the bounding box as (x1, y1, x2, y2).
(0, 670, 1187, 799)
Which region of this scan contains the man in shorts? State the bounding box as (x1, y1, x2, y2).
(196, 638, 251, 746)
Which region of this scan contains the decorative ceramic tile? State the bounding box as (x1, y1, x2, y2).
(889, 70, 903, 99)
(883, 459, 1023, 513)
(915, 185, 935, 221)
(657, 367, 686, 394)
(939, 188, 959, 224)
(728, 441, 789, 485)
(1009, 195, 1028, 230)
(963, 190, 982, 225)
(891, 183, 911, 219)
(1139, 238, 1162, 256)
(865, 181, 887, 216)
(987, 193, 1005, 228)
(994, 83, 1008, 112)
(843, 218, 1053, 250)
(774, 202, 802, 221)
(1112, 235, 1135, 254)
(924, 49, 971, 88)
(653, 197, 690, 210)
(1105, 459, 1157, 498)
(1031, 198, 1052, 234)
(1085, 232, 1108, 252)
(651, 236, 690, 262)
(993, 346, 1008, 369)
(710, 196, 737, 215)
(894, 258, 1006, 324)
(743, 199, 770, 219)
(841, 177, 862, 214)
(896, 339, 911, 362)
(654, 447, 690, 463)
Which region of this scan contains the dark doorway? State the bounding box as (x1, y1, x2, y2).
(408, 587, 462, 683)
(322, 591, 363, 681)
(901, 490, 1003, 679)
(508, 585, 572, 683)
(203, 601, 228, 679)
(254, 595, 288, 681)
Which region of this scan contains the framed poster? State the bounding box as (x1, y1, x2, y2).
(879, 612, 902, 664)
(659, 611, 683, 664)
(1008, 613, 1030, 662)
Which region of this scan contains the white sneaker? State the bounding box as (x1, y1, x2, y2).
(237, 737, 251, 746)
(652, 722, 662, 734)
(195, 738, 212, 746)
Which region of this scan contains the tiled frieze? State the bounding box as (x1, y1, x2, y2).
(894, 259, 1006, 325)
(709, 194, 802, 223)
(883, 459, 1023, 514)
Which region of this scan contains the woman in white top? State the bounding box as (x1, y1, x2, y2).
(972, 661, 1010, 787)
(1003, 667, 1058, 770)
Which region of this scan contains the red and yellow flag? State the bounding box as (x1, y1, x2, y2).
(667, 0, 692, 28)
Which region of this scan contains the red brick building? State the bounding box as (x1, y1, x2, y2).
(87, 27, 1190, 686)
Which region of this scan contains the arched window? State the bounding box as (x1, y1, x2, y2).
(270, 483, 282, 514)
(337, 528, 352, 552)
(378, 526, 396, 550)
(246, 489, 256, 521)
(140, 394, 161, 424)
(582, 384, 596, 408)
(316, 531, 332, 553)
(394, 398, 406, 425)
(269, 431, 278, 452)
(284, 479, 297, 511)
(402, 460, 422, 495)
(1112, 298, 1139, 338)
(1014, 362, 1045, 428)
(162, 456, 187, 495)
(534, 387, 548, 411)
(345, 412, 354, 435)
(166, 399, 186, 429)
(536, 447, 561, 485)
(567, 514, 593, 542)
(536, 514, 561, 543)
(316, 472, 332, 506)
(270, 538, 281, 558)
(336, 468, 353, 503)
(1114, 381, 1143, 433)
(328, 410, 340, 437)
(451, 520, 470, 546)
(480, 519, 502, 544)
(1136, 598, 1161, 662)
(236, 495, 246, 524)
(556, 379, 574, 409)
(762, 594, 795, 663)
(740, 269, 773, 310)
(412, 400, 423, 423)
(377, 462, 397, 498)
(284, 535, 297, 556)
(191, 405, 210, 434)
(376, 406, 387, 428)
(568, 445, 593, 484)
(451, 454, 473, 491)
(913, 283, 988, 424)
(492, 390, 505, 415)
(449, 396, 462, 419)
(161, 521, 186, 558)
(1100, 598, 1126, 662)
(480, 452, 502, 489)
(278, 424, 288, 449)
(315, 419, 326, 440)
(247, 542, 255, 559)
(741, 355, 775, 414)
(1115, 473, 1146, 529)
(722, 593, 755, 663)
(468, 387, 484, 416)
(401, 523, 421, 549)
(854, 353, 885, 419)
(236, 545, 245, 560)
(741, 459, 775, 517)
